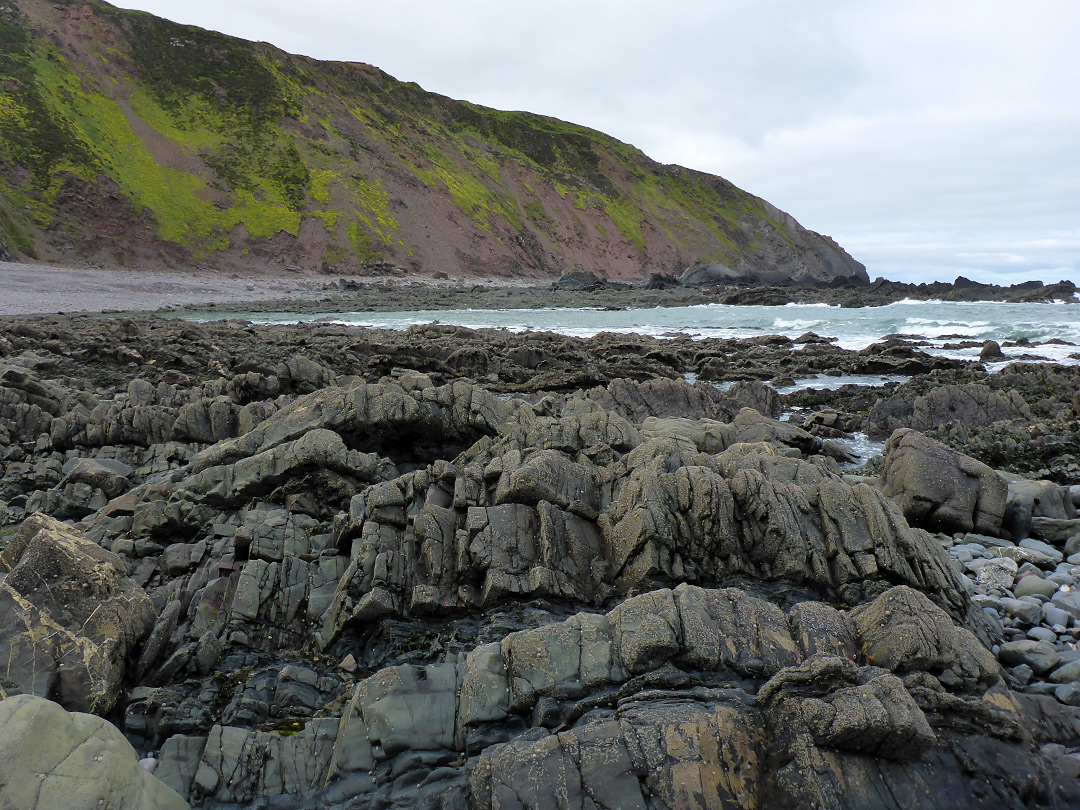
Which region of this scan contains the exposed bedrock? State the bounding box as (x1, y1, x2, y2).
(868, 383, 1032, 441)
(316, 402, 970, 650)
(580, 377, 782, 422)
(144, 584, 1080, 808)
(3, 317, 1080, 809)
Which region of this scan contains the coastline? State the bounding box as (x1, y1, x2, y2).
(0, 260, 546, 317)
(0, 260, 328, 316)
(2, 259, 1076, 318)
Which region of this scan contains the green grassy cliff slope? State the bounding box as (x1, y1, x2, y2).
(0, 0, 867, 282)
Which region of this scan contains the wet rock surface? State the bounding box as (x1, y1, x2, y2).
(1, 313, 1079, 809)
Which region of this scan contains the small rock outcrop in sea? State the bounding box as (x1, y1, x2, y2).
(1, 314, 1080, 809)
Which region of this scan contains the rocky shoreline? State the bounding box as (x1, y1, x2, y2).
(185, 273, 1080, 316)
(2, 260, 1076, 319)
(2, 313, 1080, 809)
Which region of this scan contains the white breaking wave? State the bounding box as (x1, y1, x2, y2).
(180, 300, 1080, 367)
(771, 318, 823, 330)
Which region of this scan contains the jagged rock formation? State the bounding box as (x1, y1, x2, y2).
(0, 0, 866, 284)
(1, 315, 1080, 809)
(868, 383, 1032, 440)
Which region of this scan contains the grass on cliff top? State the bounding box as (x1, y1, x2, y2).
(31, 46, 306, 250)
(323, 61, 757, 256)
(107, 3, 299, 129)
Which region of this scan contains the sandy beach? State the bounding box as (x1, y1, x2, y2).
(0, 261, 549, 316)
(0, 261, 320, 316)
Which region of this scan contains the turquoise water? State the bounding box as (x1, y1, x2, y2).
(183, 299, 1080, 366)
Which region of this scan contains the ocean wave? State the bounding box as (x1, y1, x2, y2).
(903, 317, 990, 327)
(900, 324, 994, 339)
(191, 301, 1080, 368)
(772, 318, 823, 330)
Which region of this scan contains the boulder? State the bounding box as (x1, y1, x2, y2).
(759, 655, 937, 760)
(974, 557, 1018, 593)
(998, 640, 1061, 676)
(1004, 479, 1077, 540)
(729, 407, 820, 455)
(60, 457, 133, 497)
(678, 261, 740, 285)
(0, 514, 156, 713)
(879, 428, 1008, 536)
(850, 586, 1000, 691)
(1013, 574, 1059, 598)
(1030, 516, 1080, 544)
(552, 268, 604, 290)
(582, 377, 779, 423)
(0, 694, 188, 810)
(802, 408, 864, 438)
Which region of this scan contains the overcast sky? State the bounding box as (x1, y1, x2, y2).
(110, 0, 1079, 285)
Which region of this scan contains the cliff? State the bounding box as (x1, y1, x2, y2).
(0, 0, 868, 283)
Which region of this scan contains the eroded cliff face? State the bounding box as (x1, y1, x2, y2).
(0, 0, 867, 283)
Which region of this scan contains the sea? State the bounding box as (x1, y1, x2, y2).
(182, 298, 1080, 467)
(186, 299, 1080, 372)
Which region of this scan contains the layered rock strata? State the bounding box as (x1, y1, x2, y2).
(0, 315, 1079, 808)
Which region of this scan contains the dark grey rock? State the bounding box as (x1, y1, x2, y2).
(879, 428, 1008, 536)
(0, 513, 156, 713)
(998, 640, 1060, 676)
